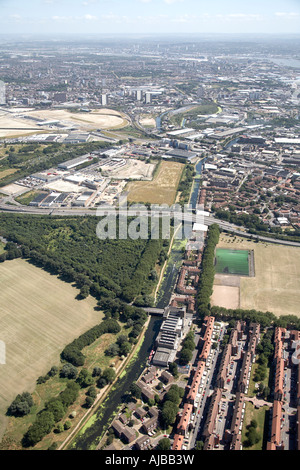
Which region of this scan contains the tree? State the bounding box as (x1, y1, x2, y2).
(86, 386, 97, 399)
(102, 368, 116, 384)
(119, 341, 131, 357)
(161, 401, 178, 427)
(54, 423, 64, 434)
(45, 399, 65, 423)
(157, 438, 171, 450)
(48, 443, 58, 450)
(7, 392, 34, 417)
(116, 334, 128, 345)
(244, 421, 260, 448)
(92, 367, 102, 377)
(130, 383, 141, 399)
(60, 363, 78, 379)
(105, 343, 120, 357)
(84, 396, 94, 408)
(195, 440, 204, 450)
(97, 378, 108, 389)
(23, 410, 55, 447)
(179, 347, 193, 365)
(169, 362, 178, 378)
(48, 366, 58, 377)
(79, 284, 90, 299)
(76, 369, 94, 388)
(164, 388, 181, 405)
(64, 420, 71, 430)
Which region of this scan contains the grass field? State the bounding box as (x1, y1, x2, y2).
(215, 248, 249, 276)
(14, 190, 41, 205)
(126, 161, 184, 205)
(0, 259, 102, 441)
(216, 235, 300, 317)
(241, 402, 269, 450)
(0, 169, 18, 181)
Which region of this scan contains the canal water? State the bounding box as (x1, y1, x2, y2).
(155, 237, 187, 309)
(156, 111, 169, 130)
(70, 316, 161, 450)
(71, 156, 205, 449)
(155, 157, 205, 308)
(189, 158, 206, 210)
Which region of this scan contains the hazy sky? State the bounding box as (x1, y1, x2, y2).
(0, 0, 300, 35)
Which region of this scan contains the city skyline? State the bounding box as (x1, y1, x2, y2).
(0, 0, 300, 36)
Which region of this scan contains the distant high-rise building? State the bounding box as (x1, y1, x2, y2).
(136, 90, 143, 101)
(101, 94, 107, 106)
(145, 92, 152, 104)
(249, 91, 261, 101)
(0, 81, 6, 105)
(197, 85, 205, 97)
(53, 92, 67, 103)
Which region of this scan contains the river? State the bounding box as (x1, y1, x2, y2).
(267, 57, 300, 70)
(70, 315, 161, 450)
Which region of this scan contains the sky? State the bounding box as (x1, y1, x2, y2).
(0, 0, 300, 36)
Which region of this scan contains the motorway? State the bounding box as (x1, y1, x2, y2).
(1, 203, 300, 247)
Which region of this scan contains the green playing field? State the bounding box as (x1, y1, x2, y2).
(215, 248, 249, 276)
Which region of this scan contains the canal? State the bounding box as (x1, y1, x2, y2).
(70, 155, 205, 449)
(70, 315, 161, 450)
(155, 236, 187, 309)
(189, 157, 206, 210)
(155, 156, 205, 309)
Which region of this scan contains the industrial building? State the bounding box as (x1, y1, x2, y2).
(152, 306, 187, 368)
(72, 190, 96, 207)
(0, 80, 6, 105)
(58, 154, 95, 170)
(164, 148, 198, 161)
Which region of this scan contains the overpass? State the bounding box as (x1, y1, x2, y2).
(143, 307, 165, 316)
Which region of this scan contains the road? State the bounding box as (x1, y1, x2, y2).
(1, 204, 300, 247)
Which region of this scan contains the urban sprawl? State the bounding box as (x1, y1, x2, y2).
(0, 36, 300, 452)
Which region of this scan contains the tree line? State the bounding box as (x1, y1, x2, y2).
(0, 214, 165, 304)
(196, 223, 220, 318)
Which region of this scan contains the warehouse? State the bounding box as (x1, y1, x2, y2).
(72, 190, 96, 207)
(29, 192, 49, 207)
(58, 154, 94, 170)
(39, 192, 61, 207)
(163, 148, 198, 161)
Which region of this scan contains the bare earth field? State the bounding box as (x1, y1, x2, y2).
(139, 115, 156, 128)
(212, 234, 300, 317)
(0, 183, 30, 196)
(211, 285, 240, 309)
(126, 161, 184, 205)
(0, 108, 129, 138)
(0, 259, 101, 440)
(106, 158, 156, 180)
(0, 110, 41, 138)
